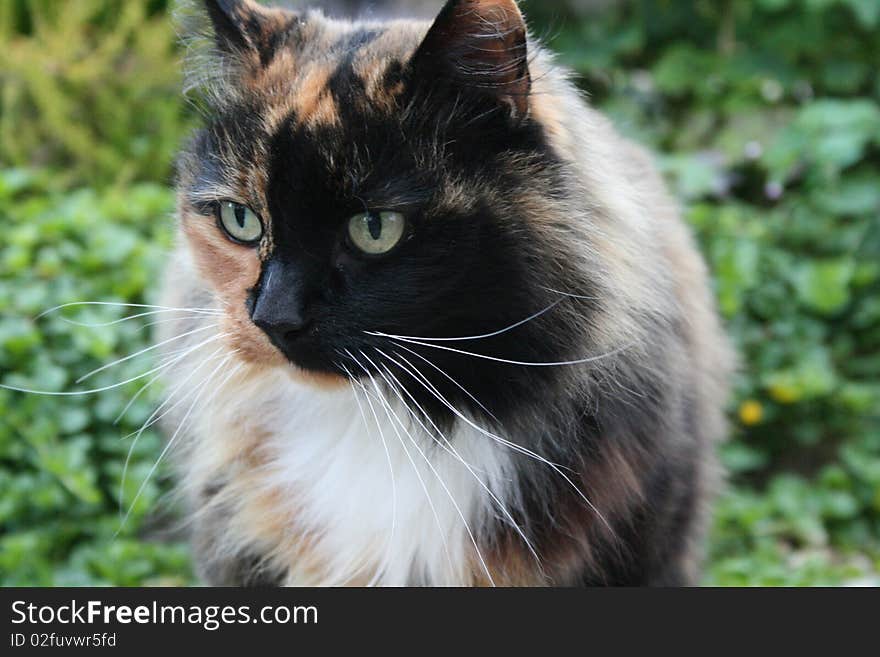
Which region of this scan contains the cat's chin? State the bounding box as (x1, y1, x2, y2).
(281, 361, 349, 391)
(234, 347, 348, 391)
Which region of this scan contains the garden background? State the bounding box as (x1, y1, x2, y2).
(1, 0, 878, 586)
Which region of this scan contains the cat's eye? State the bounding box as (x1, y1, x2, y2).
(217, 201, 263, 245)
(347, 211, 407, 256)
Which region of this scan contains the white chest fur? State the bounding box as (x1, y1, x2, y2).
(188, 366, 514, 586)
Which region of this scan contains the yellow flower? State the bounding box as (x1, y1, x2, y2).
(769, 385, 799, 404)
(739, 400, 764, 426)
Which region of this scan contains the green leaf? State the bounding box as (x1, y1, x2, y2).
(766, 100, 880, 180)
(843, 0, 880, 28)
(794, 259, 856, 315)
(763, 347, 838, 403)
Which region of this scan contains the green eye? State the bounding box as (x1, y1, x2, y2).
(217, 202, 263, 245)
(347, 211, 407, 256)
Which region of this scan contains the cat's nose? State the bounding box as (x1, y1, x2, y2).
(252, 314, 309, 347)
(250, 257, 314, 351)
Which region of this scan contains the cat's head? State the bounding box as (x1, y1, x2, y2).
(176, 0, 594, 407)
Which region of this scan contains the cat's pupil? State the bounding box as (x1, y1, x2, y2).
(367, 213, 382, 240)
(234, 205, 246, 228)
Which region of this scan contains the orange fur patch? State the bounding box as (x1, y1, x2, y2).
(182, 206, 284, 367)
(293, 64, 341, 128)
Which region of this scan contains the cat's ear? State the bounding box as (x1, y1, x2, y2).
(411, 0, 531, 119)
(204, 0, 297, 65)
(202, 0, 296, 62)
(178, 0, 298, 75)
(178, 0, 300, 104)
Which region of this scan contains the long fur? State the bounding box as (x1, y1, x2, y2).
(159, 0, 734, 586)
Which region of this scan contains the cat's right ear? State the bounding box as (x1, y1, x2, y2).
(410, 0, 531, 119)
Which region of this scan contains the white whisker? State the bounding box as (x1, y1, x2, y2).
(141, 316, 201, 332)
(345, 350, 457, 584)
(390, 349, 564, 466)
(368, 298, 565, 343)
(118, 344, 231, 515)
(373, 353, 543, 575)
(0, 332, 222, 398)
(117, 338, 232, 445)
(113, 344, 201, 425)
(358, 350, 496, 587)
(340, 364, 397, 588)
(59, 308, 222, 329)
(36, 301, 222, 320)
(387, 349, 614, 535)
(541, 287, 600, 301)
(117, 349, 231, 534)
(393, 343, 500, 424)
(368, 334, 635, 368)
(76, 324, 218, 384)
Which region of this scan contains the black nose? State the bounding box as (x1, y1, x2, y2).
(250, 257, 314, 353)
(253, 315, 309, 347)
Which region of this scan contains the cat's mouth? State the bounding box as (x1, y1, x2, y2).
(257, 323, 334, 373)
(247, 320, 351, 387)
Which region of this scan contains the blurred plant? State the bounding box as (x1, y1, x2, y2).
(0, 0, 878, 585)
(522, 0, 880, 584)
(0, 169, 191, 585)
(0, 0, 191, 187)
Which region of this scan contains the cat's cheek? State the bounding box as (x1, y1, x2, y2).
(181, 215, 286, 368)
(221, 313, 287, 368)
(180, 213, 350, 390)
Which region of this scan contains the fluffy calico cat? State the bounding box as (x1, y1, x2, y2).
(160, 0, 734, 586)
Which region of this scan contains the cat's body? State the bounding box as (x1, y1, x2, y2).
(160, 0, 733, 586)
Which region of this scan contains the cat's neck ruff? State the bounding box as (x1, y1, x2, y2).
(187, 362, 515, 586)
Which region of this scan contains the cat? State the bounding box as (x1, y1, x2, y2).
(159, 0, 734, 586)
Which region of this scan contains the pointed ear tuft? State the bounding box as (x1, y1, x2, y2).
(176, 0, 300, 104)
(413, 0, 531, 119)
(204, 0, 253, 53)
(202, 0, 298, 66)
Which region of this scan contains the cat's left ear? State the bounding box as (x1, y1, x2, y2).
(204, 0, 295, 60)
(411, 0, 531, 119)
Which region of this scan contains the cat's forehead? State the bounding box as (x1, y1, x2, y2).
(189, 18, 434, 210)
(252, 17, 428, 134)
(183, 8, 551, 218)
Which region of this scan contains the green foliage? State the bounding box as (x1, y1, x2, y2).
(1, 0, 878, 585)
(0, 170, 190, 585)
(524, 0, 880, 584)
(0, 0, 190, 187)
